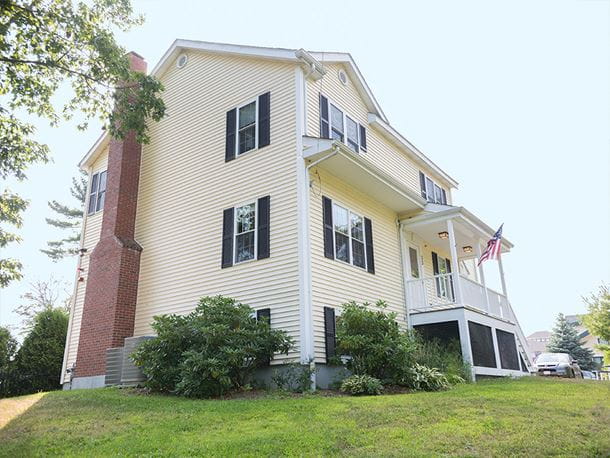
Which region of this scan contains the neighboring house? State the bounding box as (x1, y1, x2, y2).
(526, 331, 551, 361)
(566, 315, 607, 367)
(61, 40, 532, 389)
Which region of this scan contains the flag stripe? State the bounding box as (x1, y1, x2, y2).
(477, 224, 503, 266)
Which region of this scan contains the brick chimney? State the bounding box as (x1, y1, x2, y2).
(74, 52, 146, 380)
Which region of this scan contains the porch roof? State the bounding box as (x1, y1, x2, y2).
(399, 204, 514, 255)
(302, 136, 426, 213)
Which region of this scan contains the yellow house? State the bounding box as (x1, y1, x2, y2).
(62, 40, 532, 389)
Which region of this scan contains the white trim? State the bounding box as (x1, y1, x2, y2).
(233, 200, 258, 265)
(234, 96, 259, 157)
(78, 133, 109, 170)
(368, 113, 459, 189)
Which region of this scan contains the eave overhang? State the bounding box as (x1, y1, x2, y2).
(303, 136, 426, 214)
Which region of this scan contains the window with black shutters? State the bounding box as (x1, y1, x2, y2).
(221, 196, 270, 268)
(87, 170, 107, 215)
(419, 171, 448, 205)
(319, 94, 367, 153)
(322, 196, 375, 273)
(225, 92, 270, 162)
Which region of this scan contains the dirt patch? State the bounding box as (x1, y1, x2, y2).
(0, 392, 46, 429)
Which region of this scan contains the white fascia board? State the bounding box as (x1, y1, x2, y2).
(78, 132, 109, 170)
(368, 113, 459, 189)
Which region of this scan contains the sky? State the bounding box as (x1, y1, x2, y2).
(1, 0, 609, 337)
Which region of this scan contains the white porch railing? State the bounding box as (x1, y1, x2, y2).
(406, 273, 511, 321)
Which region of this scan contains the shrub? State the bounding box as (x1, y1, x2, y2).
(271, 361, 315, 393)
(401, 363, 450, 391)
(340, 374, 383, 396)
(412, 337, 471, 382)
(132, 296, 293, 397)
(335, 301, 417, 383)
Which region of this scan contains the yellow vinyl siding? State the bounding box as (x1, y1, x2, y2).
(133, 52, 300, 362)
(61, 149, 108, 382)
(305, 63, 445, 198)
(309, 168, 405, 362)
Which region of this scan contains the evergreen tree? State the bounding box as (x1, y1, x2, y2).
(41, 172, 86, 261)
(547, 313, 595, 370)
(0, 327, 18, 397)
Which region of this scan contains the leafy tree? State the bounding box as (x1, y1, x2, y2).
(0, 326, 18, 397)
(10, 308, 69, 395)
(0, 0, 165, 286)
(582, 285, 610, 365)
(14, 276, 71, 332)
(132, 296, 293, 397)
(547, 313, 595, 371)
(41, 172, 87, 261)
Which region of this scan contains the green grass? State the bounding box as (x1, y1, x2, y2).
(1, 378, 609, 457)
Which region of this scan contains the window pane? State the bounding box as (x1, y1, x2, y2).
(90, 173, 99, 195)
(330, 104, 344, 133)
(87, 194, 97, 214)
(238, 102, 256, 128)
(236, 203, 255, 233)
(434, 185, 442, 204)
(409, 247, 420, 278)
(352, 239, 365, 268)
(346, 117, 358, 152)
(333, 204, 348, 234)
(350, 213, 363, 241)
(95, 191, 105, 212)
(425, 178, 435, 203)
(98, 171, 107, 193)
(331, 129, 344, 142)
(235, 232, 255, 262)
(238, 125, 256, 154)
(335, 232, 349, 262)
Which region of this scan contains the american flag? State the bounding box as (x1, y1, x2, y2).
(477, 224, 503, 266)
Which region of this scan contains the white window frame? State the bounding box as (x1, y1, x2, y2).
(421, 172, 447, 205)
(331, 201, 367, 270)
(87, 170, 107, 216)
(233, 199, 258, 265)
(406, 242, 422, 279)
(321, 95, 365, 153)
(235, 97, 259, 157)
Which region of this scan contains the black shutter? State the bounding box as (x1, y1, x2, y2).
(257, 195, 270, 260)
(324, 306, 336, 362)
(225, 108, 237, 162)
(359, 124, 367, 151)
(319, 94, 330, 139)
(221, 207, 234, 268)
(419, 171, 427, 199)
(364, 217, 375, 274)
(432, 251, 440, 296)
(441, 189, 447, 205)
(258, 92, 270, 148)
(322, 196, 334, 259)
(446, 258, 455, 300)
(256, 308, 272, 365)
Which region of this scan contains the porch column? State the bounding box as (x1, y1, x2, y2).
(446, 219, 463, 305)
(475, 240, 491, 313)
(498, 256, 509, 299)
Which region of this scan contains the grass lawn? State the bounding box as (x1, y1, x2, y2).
(0, 377, 608, 457)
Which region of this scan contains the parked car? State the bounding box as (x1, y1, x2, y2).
(582, 371, 596, 380)
(535, 353, 583, 378)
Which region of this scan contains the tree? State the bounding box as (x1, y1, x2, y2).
(547, 313, 595, 371)
(14, 276, 71, 333)
(10, 308, 69, 395)
(0, 326, 18, 397)
(41, 171, 87, 261)
(0, 0, 165, 286)
(582, 285, 610, 365)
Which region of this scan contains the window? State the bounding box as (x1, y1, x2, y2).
(319, 94, 367, 153)
(419, 171, 447, 204)
(408, 246, 420, 278)
(332, 202, 366, 269)
(87, 170, 107, 215)
(432, 251, 454, 301)
(234, 202, 256, 263)
(238, 100, 257, 155)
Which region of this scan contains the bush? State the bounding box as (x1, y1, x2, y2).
(401, 363, 450, 391)
(335, 301, 417, 384)
(132, 296, 293, 397)
(412, 337, 471, 382)
(271, 361, 315, 393)
(340, 374, 383, 396)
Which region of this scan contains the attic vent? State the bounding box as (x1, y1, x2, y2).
(176, 54, 188, 69)
(338, 69, 348, 86)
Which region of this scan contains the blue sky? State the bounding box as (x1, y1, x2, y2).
(1, 0, 608, 336)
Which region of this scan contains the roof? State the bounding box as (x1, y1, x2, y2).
(79, 39, 458, 189)
(527, 331, 551, 340)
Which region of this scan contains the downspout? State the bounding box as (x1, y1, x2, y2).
(398, 221, 412, 329)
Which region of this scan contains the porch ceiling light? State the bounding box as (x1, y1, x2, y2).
(438, 231, 449, 240)
(463, 246, 473, 253)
